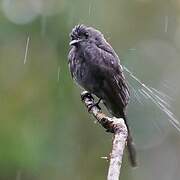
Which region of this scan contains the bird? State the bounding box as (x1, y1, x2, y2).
(68, 24, 137, 167)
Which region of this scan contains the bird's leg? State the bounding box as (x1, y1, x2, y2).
(88, 98, 102, 112)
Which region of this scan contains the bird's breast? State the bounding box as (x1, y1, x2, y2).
(70, 57, 102, 93)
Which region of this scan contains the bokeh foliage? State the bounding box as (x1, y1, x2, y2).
(0, 0, 180, 179)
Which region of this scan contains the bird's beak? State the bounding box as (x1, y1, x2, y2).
(69, 39, 82, 46)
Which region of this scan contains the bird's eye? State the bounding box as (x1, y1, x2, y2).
(84, 32, 89, 39)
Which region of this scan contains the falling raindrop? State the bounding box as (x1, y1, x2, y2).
(164, 15, 168, 33)
(24, 36, 30, 64)
(57, 66, 60, 82)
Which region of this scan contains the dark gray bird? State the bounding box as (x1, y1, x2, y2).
(68, 24, 137, 166)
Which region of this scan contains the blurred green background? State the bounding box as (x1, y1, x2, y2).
(0, 0, 180, 179)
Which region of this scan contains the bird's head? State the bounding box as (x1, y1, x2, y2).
(69, 24, 104, 46)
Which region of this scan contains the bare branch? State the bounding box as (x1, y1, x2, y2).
(81, 91, 128, 180)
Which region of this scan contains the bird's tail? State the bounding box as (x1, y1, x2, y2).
(127, 132, 137, 167)
(123, 115, 137, 167)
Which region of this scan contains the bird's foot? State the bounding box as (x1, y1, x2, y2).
(88, 98, 102, 112)
(81, 91, 93, 101)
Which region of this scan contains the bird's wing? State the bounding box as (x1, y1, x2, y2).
(84, 43, 130, 108)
